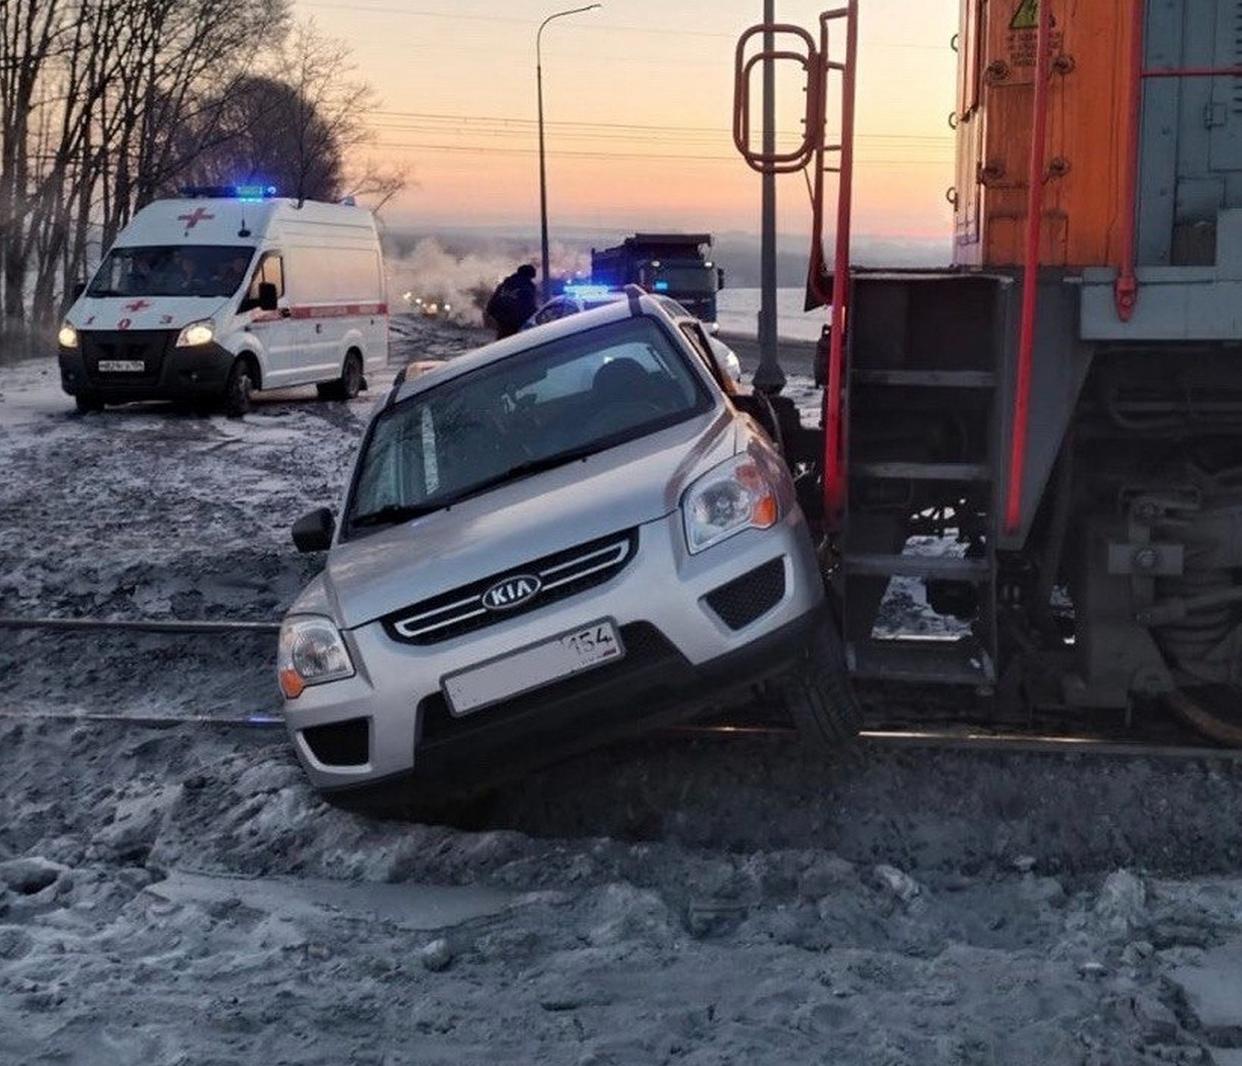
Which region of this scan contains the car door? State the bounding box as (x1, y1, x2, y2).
(241, 251, 294, 383)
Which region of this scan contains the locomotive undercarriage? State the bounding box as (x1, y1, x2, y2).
(833, 346, 1242, 743)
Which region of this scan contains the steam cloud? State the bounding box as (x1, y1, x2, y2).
(385, 238, 591, 324)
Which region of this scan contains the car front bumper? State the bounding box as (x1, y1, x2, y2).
(59, 335, 235, 402)
(281, 506, 826, 793)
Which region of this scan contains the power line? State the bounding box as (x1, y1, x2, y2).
(368, 141, 952, 166)
(366, 110, 953, 143)
(298, 2, 952, 50)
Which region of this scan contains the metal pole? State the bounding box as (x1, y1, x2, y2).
(537, 5, 602, 304)
(754, 0, 785, 393)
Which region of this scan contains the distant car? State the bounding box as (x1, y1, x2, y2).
(527, 287, 742, 383)
(279, 292, 858, 806)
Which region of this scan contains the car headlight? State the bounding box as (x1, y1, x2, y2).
(682, 453, 779, 554)
(277, 616, 355, 699)
(58, 323, 79, 348)
(175, 320, 214, 347)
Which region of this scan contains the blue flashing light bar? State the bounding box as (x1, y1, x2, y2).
(564, 283, 620, 299)
(234, 184, 278, 202)
(178, 184, 278, 201)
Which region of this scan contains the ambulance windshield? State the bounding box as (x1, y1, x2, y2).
(86, 245, 254, 299)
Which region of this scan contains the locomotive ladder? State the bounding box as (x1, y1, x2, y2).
(734, 4, 1000, 690)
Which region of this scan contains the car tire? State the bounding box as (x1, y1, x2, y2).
(775, 615, 862, 752)
(318, 352, 364, 401)
(223, 359, 254, 417)
(74, 392, 105, 414)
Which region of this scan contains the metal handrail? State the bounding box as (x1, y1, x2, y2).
(732, 5, 859, 529)
(732, 23, 823, 174)
(1002, 0, 1054, 538)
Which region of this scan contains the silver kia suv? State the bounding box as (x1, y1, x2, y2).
(280, 291, 858, 803)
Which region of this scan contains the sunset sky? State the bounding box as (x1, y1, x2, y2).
(295, 0, 959, 242)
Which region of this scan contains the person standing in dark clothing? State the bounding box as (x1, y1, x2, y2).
(485, 264, 539, 339)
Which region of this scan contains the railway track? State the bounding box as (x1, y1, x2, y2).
(5, 612, 1240, 761)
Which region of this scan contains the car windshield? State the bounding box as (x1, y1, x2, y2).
(347, 316, 712, 533)
(654, 266, 717, 295)
(86, 245, 254, 298)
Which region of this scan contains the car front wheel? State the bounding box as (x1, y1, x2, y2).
(774, 616, 862, 752)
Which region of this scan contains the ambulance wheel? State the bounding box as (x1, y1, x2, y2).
(223, 359, 255, 417)
(318, 351, 364, 401)
(74, 393, 105, 414)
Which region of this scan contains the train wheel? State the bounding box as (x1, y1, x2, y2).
(1166, 684, 1242, 747)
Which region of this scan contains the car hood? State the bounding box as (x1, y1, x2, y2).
(68, 295, 229, 332)
(320, 409, 738, 630)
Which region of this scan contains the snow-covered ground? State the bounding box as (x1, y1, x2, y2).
(3, 318, 1242, 1065)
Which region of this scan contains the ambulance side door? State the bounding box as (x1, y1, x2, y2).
(242, 251, 296, 383)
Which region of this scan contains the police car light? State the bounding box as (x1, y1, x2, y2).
(564, 284, 616, 299)
(653, 281, 671, 292)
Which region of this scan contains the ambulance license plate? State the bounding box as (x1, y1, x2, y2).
(97, 360, 145, 372)
(441, 620, 624, 716)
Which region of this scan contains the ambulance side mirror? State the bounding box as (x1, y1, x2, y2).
(258, 282, 279, 312)
(292, 508, 335, 553)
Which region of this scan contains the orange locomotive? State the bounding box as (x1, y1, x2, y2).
(735, 1, 1242, 743)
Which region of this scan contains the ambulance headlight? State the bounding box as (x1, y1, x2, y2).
(58, 323, 79, 348)
(175, 320, 214, 347)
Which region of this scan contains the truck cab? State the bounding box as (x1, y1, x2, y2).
(590, 233, 724, 324)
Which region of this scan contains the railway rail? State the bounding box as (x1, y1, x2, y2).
(5, 612, 1238, 761)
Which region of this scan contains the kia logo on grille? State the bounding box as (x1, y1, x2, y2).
(482, 574, 542, 611)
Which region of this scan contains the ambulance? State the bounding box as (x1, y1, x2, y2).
(57, 186, 388, 415)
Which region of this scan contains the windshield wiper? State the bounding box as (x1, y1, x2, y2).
(348, 502, 446, 530)
(446, 444, 603, 505)
(348, 446, 602, 532)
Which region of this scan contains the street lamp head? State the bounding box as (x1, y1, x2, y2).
(538, 4, 603, 49)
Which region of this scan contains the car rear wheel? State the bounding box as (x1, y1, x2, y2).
(774, 615, 862, 752)
(317, 351, 364, 401)
(223, 359, 254, 417)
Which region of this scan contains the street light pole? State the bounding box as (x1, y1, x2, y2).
(538, 4, 601, 302)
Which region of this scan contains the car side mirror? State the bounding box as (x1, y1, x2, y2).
(292, 507, 335, 553)
(71, 281, 86, 301)
(258, 281, 279, 312)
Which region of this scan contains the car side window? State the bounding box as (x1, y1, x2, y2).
(533, 299, 564, 326)
(679, 322, 726, 388)
(243, 252, 284, 307)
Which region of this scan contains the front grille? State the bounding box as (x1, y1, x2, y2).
(383, 529, 638, 645)
(302, 718, 369, 766)
(704, 557, 786, 630)
(418, 622, 683, 743)
(81, 330, 174, 386)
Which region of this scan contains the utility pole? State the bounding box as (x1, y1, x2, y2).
(537, 5, 601, 303)
(753, 0, 785, 393)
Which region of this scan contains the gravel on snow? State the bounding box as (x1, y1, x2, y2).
(2, 321, 1242, 1064)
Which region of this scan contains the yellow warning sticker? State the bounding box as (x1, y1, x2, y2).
(1010, 0, 1038, 30)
